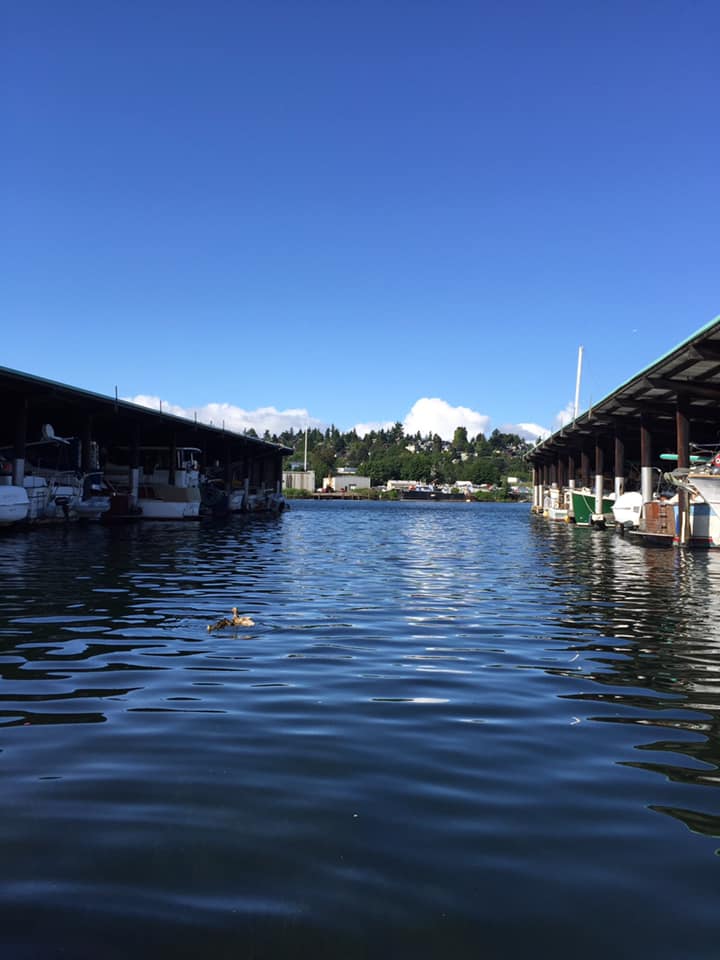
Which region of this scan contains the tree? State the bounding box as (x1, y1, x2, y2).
(452, 426, 469, 452)
(310, 442, 335, 486)
(389, 421, 405, 444)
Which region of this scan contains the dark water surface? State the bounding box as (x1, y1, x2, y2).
(2, 501, 720, 958)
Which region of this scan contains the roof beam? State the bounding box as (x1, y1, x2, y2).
(687, 343, 720, 363)
(646, 377, 720, 401)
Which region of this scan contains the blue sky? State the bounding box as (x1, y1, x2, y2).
(3, 1, 718, 440)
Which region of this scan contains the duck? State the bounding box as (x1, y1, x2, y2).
(207, 607, 255, 632)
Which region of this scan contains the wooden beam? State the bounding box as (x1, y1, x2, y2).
(613, 395, 720, 421)
(687, 343, 720, 363)
(646, 377, 720, 401)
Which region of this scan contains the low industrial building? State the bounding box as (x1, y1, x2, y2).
(322, 474, 371, 492)
(282, 470, 316, 492)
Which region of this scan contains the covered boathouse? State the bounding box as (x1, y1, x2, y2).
(527, 316, 720, 545)
(0, 365, 292, 510)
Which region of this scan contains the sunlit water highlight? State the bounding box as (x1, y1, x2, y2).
(1, 501, 720, 958)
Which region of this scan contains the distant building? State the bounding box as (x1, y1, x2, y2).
(386, 480, 419, 492)
(282, 470, 316, 492)
(323, 474, 371, 492)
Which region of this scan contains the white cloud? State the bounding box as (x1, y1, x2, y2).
(512, 422, 550, 442)
(554, 401, 576, 431)
(502, 402, 575, 443)
(124, 392, 547, 447)
(353, 420, 396, 437)
(402, 398, 491, 442)
(124, 395, 322, 436)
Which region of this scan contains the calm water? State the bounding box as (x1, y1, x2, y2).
(1, 501, 720, 959)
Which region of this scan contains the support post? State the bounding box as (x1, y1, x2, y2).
(580, 450, 591, 489)
(567, 453, 576, 490)
(13, 405, 27, 487)
(640, 415, 653, 505)
(129, 429, 140, 508)
(224, 440, 233, 496)
(82, 417, 94, 473)
(614, 433, 625, 499)
(537, 463, 545, 513)
(169, 433, 177, 486)
(594, 441, 604, 516)
(676, 396, 690, 546)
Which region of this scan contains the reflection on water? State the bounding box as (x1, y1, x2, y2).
(1, 503, 720, 958)
(535, 521, 720, 842)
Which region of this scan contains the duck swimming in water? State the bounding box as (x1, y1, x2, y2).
(207, 607, 255, 632)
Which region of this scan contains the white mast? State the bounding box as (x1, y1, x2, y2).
(573, 346, 584, 420)
(304, 426, 308, 471)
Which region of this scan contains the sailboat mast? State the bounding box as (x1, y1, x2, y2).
(573, 346, 584, 420)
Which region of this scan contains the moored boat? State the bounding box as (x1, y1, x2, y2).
(21, 470, 111, 522)
(106, 446, 202, 520)
(630, 495, 720, 548)
(543, 486, 569, 521)
(245, 488, 287, 514)
(0, 484, 30, 527)
(138, 448, 202, 520)
(612, 491, 643, 528)
(665, 451, 720, 547)
(569, 488, 615, 526)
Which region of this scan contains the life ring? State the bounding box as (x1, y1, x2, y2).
(0, 461, 12, 475)
(713, 452, 720, 468)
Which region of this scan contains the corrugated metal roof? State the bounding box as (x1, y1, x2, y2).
(0, 365, 293, 455)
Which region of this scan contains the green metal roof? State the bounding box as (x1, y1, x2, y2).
(529, 315, 720, 461)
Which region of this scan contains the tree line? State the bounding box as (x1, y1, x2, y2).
(251, 423, 533, 487)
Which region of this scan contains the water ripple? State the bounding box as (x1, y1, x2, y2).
(2, 504, 720, 957)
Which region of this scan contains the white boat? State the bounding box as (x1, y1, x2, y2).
(0, 484, 30, 526)
(245, 489, 287, 514)
(138, 448, 202, 520)
(4, 426, 111, 522)
(0, 458, 29, 526)
(543, 487, 569, 521)
(612, 491, 643, 528)
(21, 470, 111, 522)
(659, 455, 720, 546)
(682, 470, 720, 520)
(107, 447, 202, 520)
(76, 472, 113, 520)
(199, 472, 247, 515)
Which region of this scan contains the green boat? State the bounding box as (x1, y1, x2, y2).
(570, 489, 614, 525)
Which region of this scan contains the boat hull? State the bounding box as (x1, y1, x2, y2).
(0, 486, 30, 526)
(570, 490, 614, 525)
(686, 475, 720, 515)
(137, 482, 201, 520)
(139, 503, 201, 520)
(612, 491, 643, 528)
(636, 498, 720, 547)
